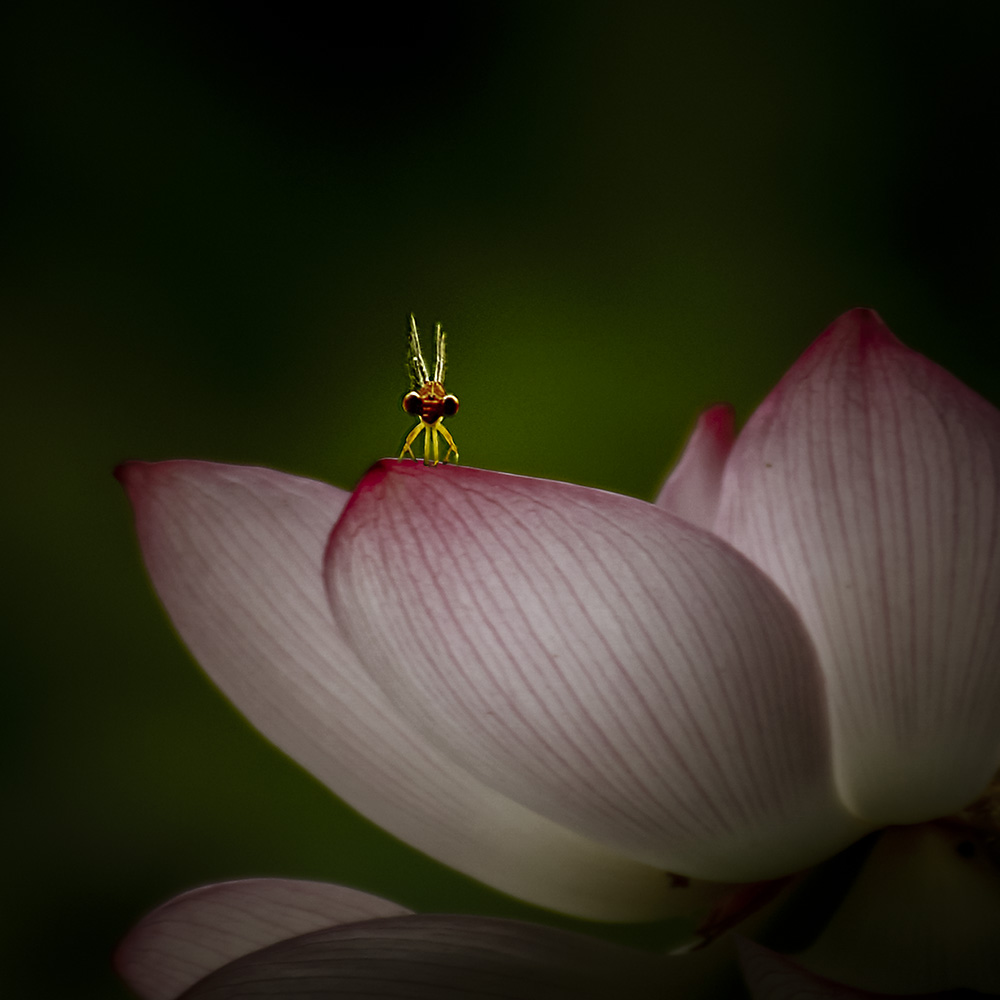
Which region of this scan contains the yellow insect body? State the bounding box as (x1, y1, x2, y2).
(400, 316, 459, 466)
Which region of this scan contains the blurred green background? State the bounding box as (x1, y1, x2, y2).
(4, 3, 999, 996)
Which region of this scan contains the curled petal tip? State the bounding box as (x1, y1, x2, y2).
(657, 403, 736, 529)
(684, 403, 737, 455)
(701, 400, 737, 434)
(113, 459, 142, 489)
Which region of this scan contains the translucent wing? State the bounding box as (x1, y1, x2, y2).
(406, 315, 430, 389)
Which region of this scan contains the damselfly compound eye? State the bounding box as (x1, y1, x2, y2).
(399, 315, 460, 466)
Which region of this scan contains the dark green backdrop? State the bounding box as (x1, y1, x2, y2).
(4, 3, 998, 997)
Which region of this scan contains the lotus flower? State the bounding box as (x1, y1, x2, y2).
(117, 309, 1000, 992)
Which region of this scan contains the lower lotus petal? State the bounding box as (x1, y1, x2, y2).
(715, 309, 1000, 824)
(118, 460, 686, 921)
(116, 878, 412, 1000)
(125, 903, 666, 1000)
(326, 461, 868, 882)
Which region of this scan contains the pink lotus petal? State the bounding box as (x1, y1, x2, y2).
(118, 460, 687, 921)
(174, 912, 666, 1000)
(657, 404, 736, 529)
(715, 309, 1000, 824)
(116, 878, 411, 1000)
(326, 461, 867, 882)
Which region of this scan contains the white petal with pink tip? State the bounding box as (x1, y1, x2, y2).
(715, 310, 1000, 824)
(326, 462, 866, 881)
